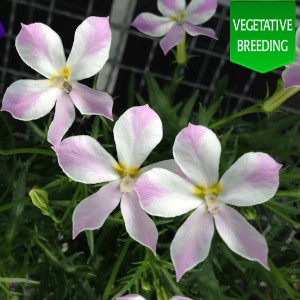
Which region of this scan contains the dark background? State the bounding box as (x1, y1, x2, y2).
(0, 0, 300, 114)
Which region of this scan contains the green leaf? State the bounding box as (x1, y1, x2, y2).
(135, 93, 146, 105)
(91, 116, 100, 139)
(86, 230, 94, 256)
(218, 244, 245, 273)
(276, 189, 300, 198)
(0, 277, 39, 284)
(13, 168, 26, 217)
(263, 202, 300, 226)
(211, 75, 228, 103)
(145, 72, 170, 112)
(179, 90, 198, 128)
(267, 259, 297, 299)
(0, 148, 55, 157)
(220, 128, 233, 150)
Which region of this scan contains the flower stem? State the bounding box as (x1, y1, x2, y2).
(176, 32, 186, 65)
(210, 104, 261, 129)
(0, 148, 56, 157)
(102, 239, 131, 300)
(146, 250, 171, 300)
(58, 184, 83, 223)
(27, 121, 46, 140)
(262, 86, 300, 112)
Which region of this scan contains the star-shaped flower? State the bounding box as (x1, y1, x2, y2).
(1, 17, 113, 150)
(132, 0, 217, 55)
(57, 105, 179, 254)
(135, 124, 281, 281)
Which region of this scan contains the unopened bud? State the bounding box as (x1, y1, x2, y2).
(240, 207, 257, 220)
(29, 186, 55, 218)
(141, 278, 151, 291)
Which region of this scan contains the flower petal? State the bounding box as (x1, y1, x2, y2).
(184, 0, 217, 25)
(70, 82, 113, 120)
(214, 203, 269, 269)
(1, 79, 58, 120)
(116, 295, 146, 300)
(47, 93, 75, 151)
(282, 65, 300, 88)
(160, 24, 184, 55)
(67, 17, 111, 81)
(121, 191, 158, 254)
(132, 13, 175, 37)
(135, 168, 201, 217)
(140, 159, 189, 181)
(114, 105, 163, 168)
(170, 297, 193, 300)
(57, 135, 119, 184)
(171, 205, 214, 281)
(219, 152, 281, 207)
(158, 0, 186, 17)
(72, 181, 121, 238)
(183, 23, 217, 39)
(173, 124, 221, 187)
(16, 23, 66, 78)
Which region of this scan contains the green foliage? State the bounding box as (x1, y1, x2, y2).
(0, 66, 300, 300)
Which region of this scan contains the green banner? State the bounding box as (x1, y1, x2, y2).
(230, 0, 296, 73)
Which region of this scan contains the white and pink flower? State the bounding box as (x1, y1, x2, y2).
(56, 105, 179, 254)
(1, 17, 113, 150)
(135, 124, 282, 281)
(132, 0, 217, 55)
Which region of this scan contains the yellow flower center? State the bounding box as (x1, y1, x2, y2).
(114, 163, 140, 178)
(49, 66, 72, 93)
(114, 163, 141, 193)
(169, 11, 186, 23)
(59, 66, 71, 81)
(194, 182, 222, 214)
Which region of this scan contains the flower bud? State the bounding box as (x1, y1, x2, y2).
(240, 207, 257, 220)
(29, 186, 54, 218)
(141, 278, 151, 291)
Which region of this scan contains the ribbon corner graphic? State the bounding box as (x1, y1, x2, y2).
(230, 0, 296, 73)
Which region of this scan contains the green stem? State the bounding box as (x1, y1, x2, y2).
(113, 261, 146, 298)
(210, 104, 261, 129)
(49, 214, 61, 223)
(0, 148, 55, 157)
(267, 258, 297, 299)
(102, 239, 131, 300)
(0, 198, 30, 212)
(58, 184, 82, 223)
(34, 238, 61, 268)
(147, 251, 170, 300)
(262, 86, 300, 112)
(0, 114, 17, 202)
(91, 115, 100, 139)
(160, 268, 182, 295)
(176, 32, 186, 65)
(27, 121, 46, 140)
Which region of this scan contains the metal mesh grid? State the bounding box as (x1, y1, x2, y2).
(1, 0, 300, 113)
